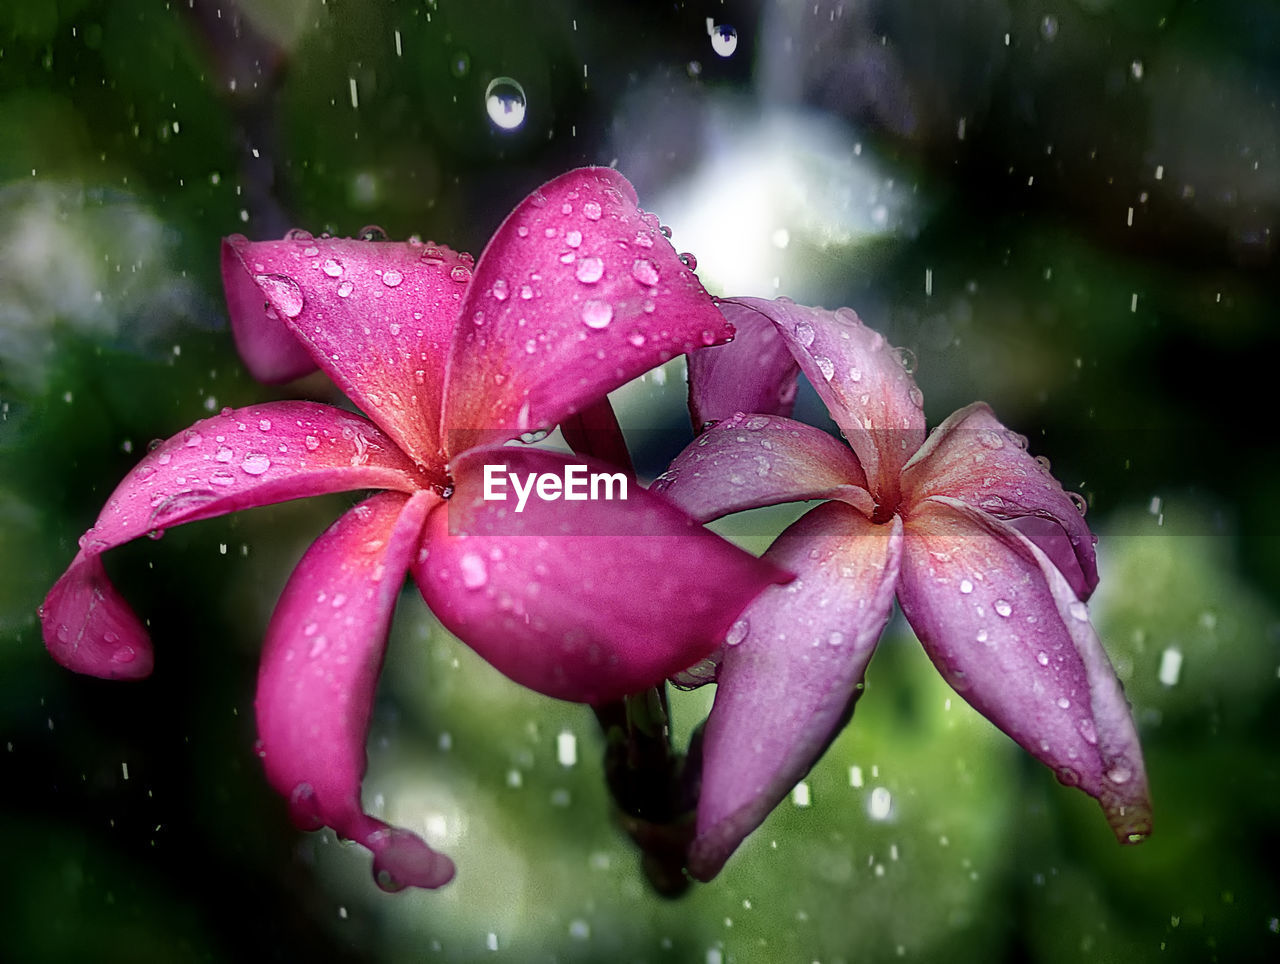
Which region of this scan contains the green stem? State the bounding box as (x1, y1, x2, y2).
(593, 684, 697, 897)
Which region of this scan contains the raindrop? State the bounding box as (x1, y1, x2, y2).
(491, 279, 509, 301)
(1068, 491, 1088, 516)
(1036, 651, 1050, 666)
(485, 77, 527, 130)
(254, 275, 305, 319)
(215, 445, 233, 463)
(459, 552, 487, 589)
(794, 322, 815, 347)
(304, 435, 320, 451)
(828, 630, 845, 647)
(725, 619, 749, 646)
(1157, 646, 1183, 686)
(1056, 696, 1071, 710)
(583, 201, 602, 221)
(710, 22, 738, 57)
(258, 418, 272, 431)
(626, 330, 646, 348)
(285, 228, 314, 243)
(631, 258, 659, 286)
(959, 578, 974, 594)
(994, 599, 1012, 617)
(849, 366, 862, 382)
(358, 225, 388, 242)
(581, 300, 613, 329)
(893, 347, 917, 374)
(337, 281, 354, 298)
(450, 264, 471, 283)
(241, 453, 271, 475)
(1077, 718, 1098, 745)
(382, 269, 403, 287)
(183, 430, 202, 447)
(678, 252, 698, 270)
(1105, 765, 1132, 785)
(978, 430, 1005, 450)
(565, 229, 582, 248)
(575, 257, 604, 284)
(813, 355, 835, 381)
(322, 259, 344, 278)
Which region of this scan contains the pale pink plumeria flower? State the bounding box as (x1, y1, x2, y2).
(656, 297, 1151, 880)
(39, 169, 786, 891)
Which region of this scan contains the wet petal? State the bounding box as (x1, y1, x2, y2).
(687, 299, 801, 433)
(40, 402, 428, 678)
(901, 402, 1098, 598)
(654, 413, 872, 524)
(689, 504, 903, 881)
(414, 444, 790, 704)
(729, 298, 926, 502)
(256, 490, 456, 890)
(441, 168, 729, 454)
(897, 498, 1151, 843)
(221, 236, 318, 383)
(223, 233, 475, 468)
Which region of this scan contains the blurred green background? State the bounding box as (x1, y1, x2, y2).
(2, 0, 1277, 961)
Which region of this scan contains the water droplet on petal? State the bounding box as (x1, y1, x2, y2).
(583, 200, 602, 221)
(631, 258, 659, 286)
(241, 453, 271, 475)
(304, 435, 320, 451)
(813, 355, 835, 381)
(337, 281, 354, 298)
(726, 619, 749, 646)
(460, 552, 487, 589)
(994, 599, 1012, 617)
(893, 346, 917, 373)
(1056, 696, 1071, 709)
(1105, 764, 1131, 784)
(794, 322, 815, 347)
(1036, 650, 1050, 666)
(581, 300, 613, 329)
(254, 275, 305, 318)
(959, 578, 974, 594)
(485, 76, 527, 130)
(575, 257, 604, 283)
(322, 259, 344, 278)
(382, 269, 403, 287)
(1077, 718, 1098, 745)
(450, 264, 471, 283)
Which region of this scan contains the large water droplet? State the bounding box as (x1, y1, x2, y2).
(581, 300, 613, 329)
(485, 76, 527, 130)
(582, 201, 602, 221)
(575, 257, 604, 283)
(725, 619, 749, 646)
(794, 322, 815, 347)
(994, 599, 1012, 617)
(813, 355, 835, 381)
(322, 259, 343, 278)
(382, 269, 403, 287)
(450, 264, 471, 283)
(241, 453, 271, 475)
(255, 274, 305, 318)
(631, 258, 659, 286)
(460, 552, 488, 589)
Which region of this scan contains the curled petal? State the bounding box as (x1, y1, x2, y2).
(39, 402, 428, 678)
(414, 445, 790, 704)
(221, 236, 318, 383)
(559, 395, 635, 475)
(223, 233, 474, 469)
(689, 504, 903, 881)
(901, 402, 1098, 598)
(654, 413, 873, 523)
(729, 298, 926, 503)
(256, 490, 455, 891)
(687, 300, 801, 433)
(898, 498, 1151, 843)
(441, 168, 729, 454)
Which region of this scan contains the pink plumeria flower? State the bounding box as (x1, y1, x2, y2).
(39, 169, 786, 891)
(655, 297, 1151, 880)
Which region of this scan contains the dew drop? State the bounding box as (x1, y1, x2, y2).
(725, 619, 749, 646)
(485, 76, 527, 130)
(1036, 650, 1050, 666)
(1105, 765, 1132, 785)
(450, 264, 471, 283)
(460, 552, 488, 589)
(959, 578, 974, 594)
(631, 258, 659, 286)
(1056, 696, 1071, 710)
(304, 435, 320, 451)
(813, 355, 835, 381)
(241, 453, 271, 475)
(583, 200, 602, 221)
(893, 346, 917, 373)
(575, 257, 604, 284)
(382, 269, 403, 287)
(322, 259, 344, 278)
(678, 251, 698, 270)
(258, 418, 272, 431)
(565, 229, 582, 248)
(794, 322, 815, 347)
(254, 275, 305, 318)
(581, 300, 613, 329)
(994, 599, 1012, 617)
(337, 281, 354, 298)
(1068, 600, 1089, 622)
(491, 278, 509, 301)
(1077, 718, 1098, 745)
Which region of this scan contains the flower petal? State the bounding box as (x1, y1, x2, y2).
(220, 235, 319, 383)
(40, 402, 428, 678)
(414, 444, 790, 704)
(728, 298, 926, 503)
(441, 168, 729, 454)
(900, 402, 1098, 598)
(897, 498, 1151, 843)
(223, 233, 475, 469)
(255, 490, 456, 891)
(559, 395, 635, 475)
(687, 299, 801, 433)
(653, 413, 872, 524)
(689, 504, 903, 881)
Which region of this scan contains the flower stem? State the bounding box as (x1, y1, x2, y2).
(592, 684, 697, 896)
